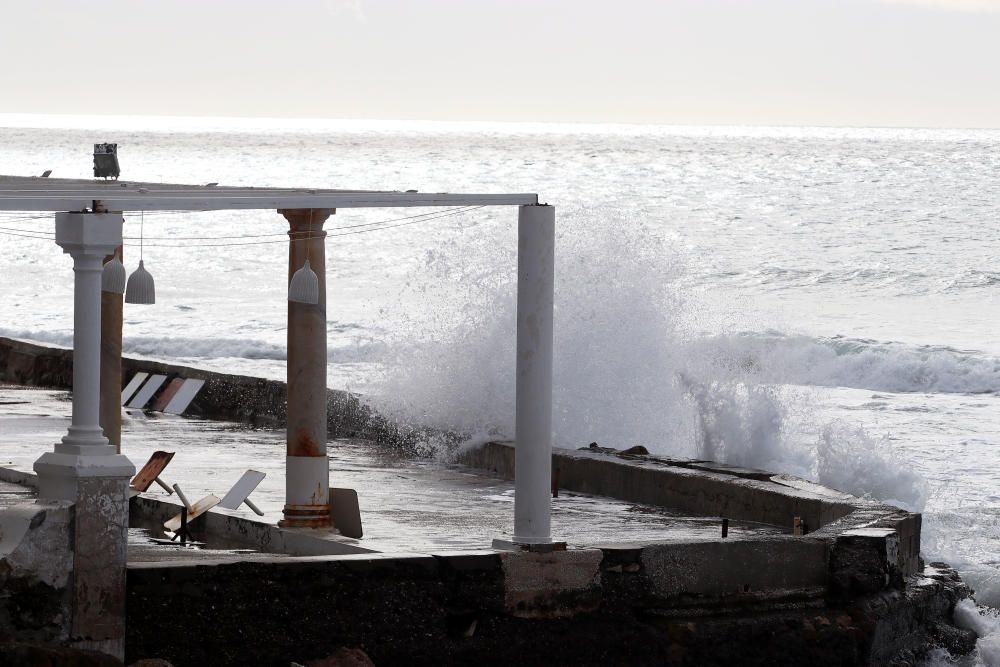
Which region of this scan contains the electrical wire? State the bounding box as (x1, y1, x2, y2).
(0, 229, 54, 241)
(0, 205, 486, 247)
(1, 206, 482, 238)
(134, 206, 486, 247)
(120, 206, 483, 240)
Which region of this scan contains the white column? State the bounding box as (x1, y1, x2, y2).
(513, 204, 555, 545)
(33, 212, 135, 660)
(35, 212, 135, 500)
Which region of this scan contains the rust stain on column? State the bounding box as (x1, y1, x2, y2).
(100, 245, 123, 453)
(291, 426, 322, 457)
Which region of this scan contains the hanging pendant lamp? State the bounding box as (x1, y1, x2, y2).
(101, 255, 126, 294)
(288, 212, 320, 305)
(125, 211, 155, 305)
(288, 258, 319, 304)
(125, 259, 155, 304)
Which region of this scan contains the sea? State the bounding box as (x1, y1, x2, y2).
(1, 114, 1000, 664)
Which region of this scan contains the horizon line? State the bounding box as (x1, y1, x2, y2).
(1, 111, 999, 134)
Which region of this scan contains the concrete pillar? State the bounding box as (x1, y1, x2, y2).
(100, 245, 123, 453)
(279, 208, 334, 529)
(513, 204, 555, 545)
(33, 212, 135, 660)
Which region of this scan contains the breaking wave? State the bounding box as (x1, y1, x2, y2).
(925, 599, 1000, 667)
(365, 208, 927, 511)
(697, 332, 1000, 394)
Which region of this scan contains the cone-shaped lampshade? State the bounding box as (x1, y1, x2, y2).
(101, 256, 126, 294)
(288, 259, 319, 305)
(125, 260, 156, 305)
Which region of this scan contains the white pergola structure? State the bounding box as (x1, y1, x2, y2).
(4, 180, 556, 489)
(1, 174, 555, 655)
(1, 176, 556, 535)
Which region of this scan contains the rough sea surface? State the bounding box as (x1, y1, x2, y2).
(2, 115, 1000, 664)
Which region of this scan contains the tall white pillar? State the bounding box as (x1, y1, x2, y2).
(33, 212, 135, 660)
(513, 204, 555, 545)
(35, 212, 135, 497)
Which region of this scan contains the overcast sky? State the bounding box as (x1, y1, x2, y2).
(2, 0, 999, 128)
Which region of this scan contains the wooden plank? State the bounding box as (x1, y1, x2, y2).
(164, 494, 221, 532)
(150, 378, 184, 412)
(218, 470, 266, 510)
(330, 487, 363, 539)
(126, 374, 167, 409)
(162, 378, 205, 415)
(130, 451, 175, 492)
(120, 372, 149, 405)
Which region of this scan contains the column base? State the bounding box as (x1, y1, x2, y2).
(282, 455, 331, 528)
(279, 506, 332, 529)
(59, 424, 109, 450)
(34, 450, 135, 502)
(493, 538, 567, 553)
(513, 531, 554, 546)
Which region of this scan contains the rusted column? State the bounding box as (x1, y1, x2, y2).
(279, 208, 334, 528)
(100, 245, 123, 453)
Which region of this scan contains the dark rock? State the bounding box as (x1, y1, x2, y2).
(304, 647, 376, 667)
(930, 621, 978, 656)
(0, 643, 122, 666)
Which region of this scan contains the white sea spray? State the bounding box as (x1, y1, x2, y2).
(365, 208, 923, 511)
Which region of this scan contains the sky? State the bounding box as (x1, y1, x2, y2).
(1, 0, 999, 128)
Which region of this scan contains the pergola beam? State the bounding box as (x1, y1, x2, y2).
(0, 176, 538, 211)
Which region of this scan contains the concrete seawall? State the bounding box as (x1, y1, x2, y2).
(118, 440, 968, 666)
(461, 441, 923, 597)
(0, 335, 435, 448)
(123, 546, 972, 666)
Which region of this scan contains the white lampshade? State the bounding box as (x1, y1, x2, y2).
(125, 259, 156, 305)
(288, 259, 319, 304)
(101, 256, 126, 294)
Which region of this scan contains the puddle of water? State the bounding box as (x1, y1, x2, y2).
(4, 387, 786, 554)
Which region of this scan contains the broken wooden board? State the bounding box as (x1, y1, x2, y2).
(163, 378, 205, 415)
(164, 494, 221, 532)
(130, 450, 175, 493)
(121, 372, 149, 405)
(127, 374, 167, 409)
(218, 470, 266, 510)
(150, 377, 185, 412)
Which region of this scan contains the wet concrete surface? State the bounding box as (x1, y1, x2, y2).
(0, 479, 35, 509)
(126, 527, 300, 563)
(1, 386, 785, 556)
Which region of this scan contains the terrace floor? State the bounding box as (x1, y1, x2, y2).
(0, 385, 785, 559)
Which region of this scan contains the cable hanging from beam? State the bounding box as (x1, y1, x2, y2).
(0, 206, 486, 247)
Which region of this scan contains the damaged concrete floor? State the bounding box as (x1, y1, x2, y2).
(1, 386, 786, 555)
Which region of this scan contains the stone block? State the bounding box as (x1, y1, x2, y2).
(830, 527, 900, 597)
(640, 538, 829, 602)
(500, 548, 602, 618)
(0, 501, 74, 645)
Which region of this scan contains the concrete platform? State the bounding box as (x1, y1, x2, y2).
(0, 387, 783, 557)
(0, 360, 976, 666)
